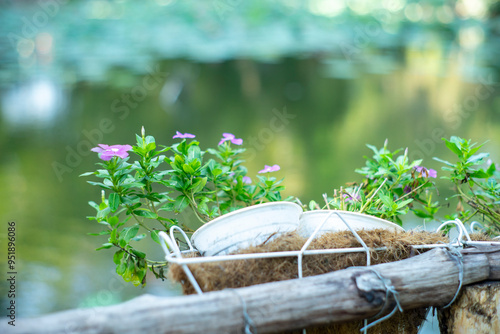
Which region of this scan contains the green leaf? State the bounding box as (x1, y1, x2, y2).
(187, 145, 201, 163)
(174, 154, 185, 168)
(121, 182, 146, 189)
(113, 250, 125, 265)
(96, 243, 113, 251)
(150, 230, 162, 244)
(396, 198, 413, 209)
(87, 181, 112, 189)
(412, 209, 433, 219)
(116, 254, 128, 280)
(108, 216, 119, 228)
(132, 209, 158, 219)
(79, 172, 95, 177)
(308, 200, 319, 210)
(174, 195, 190, 212)
(132, 234, 146, 241)
(444, 138, 463, 158)
(190, 177, 207, 193)
(88, 201, 99, 210)
(109, 193, 120, 212)
(120, 225, 140, 243)
(378, 194, 394, 208)
(467, 153, 489, 164)
(131, 249, 146, 259)
(87, 231, 110, 236)
(486, 162, 496, 176)
(433, 157, 454, 167)
(182, 164, 195, 174)
(469, 170, 490, 179)
(110, 228, 118, 243)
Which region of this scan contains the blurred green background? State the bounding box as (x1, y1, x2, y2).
(1, 0, 499, 320)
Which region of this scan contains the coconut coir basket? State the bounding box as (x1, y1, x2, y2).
(169, 229, 449, 334)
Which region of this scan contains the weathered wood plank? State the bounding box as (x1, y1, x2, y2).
(3, 247, 500, 334)
(438, 281, 500, 334)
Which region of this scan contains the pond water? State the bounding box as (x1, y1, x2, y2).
(1, 0, 499, 322)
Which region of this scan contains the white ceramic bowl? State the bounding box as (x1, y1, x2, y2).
(191, 202, 303, 256)
(297, 210, 405, 238)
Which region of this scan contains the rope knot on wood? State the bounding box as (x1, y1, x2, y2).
(440, 246, 464, 309)
(350, 267, 403, 332)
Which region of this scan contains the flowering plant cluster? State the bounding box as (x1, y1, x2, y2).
(84, 133, 499, 286)
(309, 140, 439, 226)
(434, 136, 500, 235)
(82, 128, 285, 285)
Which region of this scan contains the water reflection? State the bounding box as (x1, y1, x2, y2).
(1, 78, 64, 128)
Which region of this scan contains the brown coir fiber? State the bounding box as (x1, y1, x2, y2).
(168, 229, 447, 334)
(168, 229, 448, 294)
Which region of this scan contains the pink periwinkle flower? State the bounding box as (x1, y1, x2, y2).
(218, 133, 243, 146)
(233, 176, 252, 184)
(258, 164, 280, 173)
(414, 166, 437, 178)
(232, 175, 251, 184)
(173, 131, 195, 139)
(91, 144, 132, 161)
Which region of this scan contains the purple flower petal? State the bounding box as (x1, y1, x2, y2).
(231, 138, 243, 145)
(233, 176, 252, 184)
(91, 144, 132, 161)
(269, 164, 280, 172)
(414, 165, 437, 178)
(173, 131, 195, 139)
(428, 168, 437, 178)
(258, 165, 271, 173)
(343, 192, 360, 202)
(258, 164, 280, 173)
(218, 133, 242, 146)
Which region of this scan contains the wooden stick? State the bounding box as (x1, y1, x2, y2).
(5, 247, 500, 334)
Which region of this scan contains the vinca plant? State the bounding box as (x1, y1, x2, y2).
(82, 128, 285, 286)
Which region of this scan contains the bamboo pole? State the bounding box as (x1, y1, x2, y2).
(3, 246, 500, 334)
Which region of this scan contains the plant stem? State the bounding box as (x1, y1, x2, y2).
(360, 178, 388, 213)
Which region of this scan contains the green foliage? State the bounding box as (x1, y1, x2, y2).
(434, 136, 500, 235)
(84, 132, 500, 287)
(322, 140, 439, 226)
(82, 129, 286, 286)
